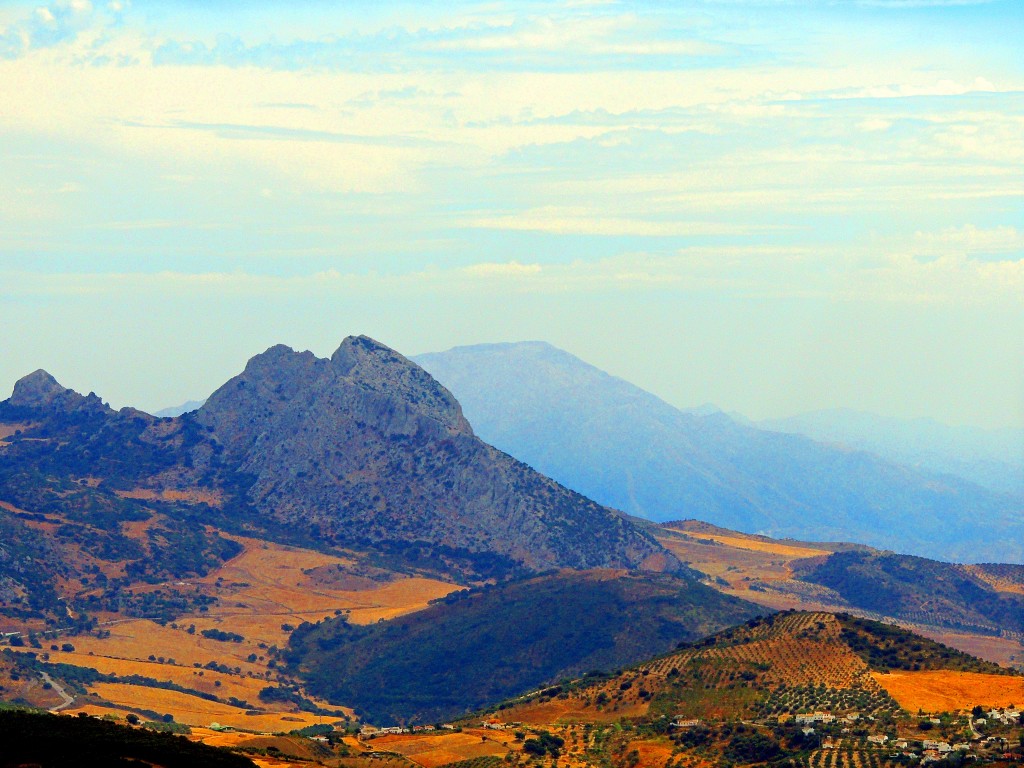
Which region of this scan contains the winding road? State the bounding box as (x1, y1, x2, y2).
(39, 671, 74, 712)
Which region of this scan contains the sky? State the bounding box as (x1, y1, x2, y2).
(1, 0, 1022, 429)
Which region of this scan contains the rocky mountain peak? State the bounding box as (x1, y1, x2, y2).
(9, 370, 111, 415)
(190, 335, 672, 575)
(330, 335, 472, 437)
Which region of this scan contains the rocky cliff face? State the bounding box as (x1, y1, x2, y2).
(193, 336, 675, 574)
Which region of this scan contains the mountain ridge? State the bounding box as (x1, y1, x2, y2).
(415, 341, 1024, 563)
(1, 336, 677, 583)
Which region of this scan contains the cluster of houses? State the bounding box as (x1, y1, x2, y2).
(977, 708, 1021, 726)
(360, 724, 446, 736)
(783, 708, 1023, 764)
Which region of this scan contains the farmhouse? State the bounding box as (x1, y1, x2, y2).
(795, 712, 835, 724)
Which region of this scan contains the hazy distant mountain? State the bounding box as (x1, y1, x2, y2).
(761, 409, 1024, 497)
(153, 398, 206, 417)
(415, 342, 1024, 563)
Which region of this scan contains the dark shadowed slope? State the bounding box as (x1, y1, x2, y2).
(415, 341, 1023, 563)
(286, 569, 761, 725)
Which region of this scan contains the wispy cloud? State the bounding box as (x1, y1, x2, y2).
(127, 119, 445, 148)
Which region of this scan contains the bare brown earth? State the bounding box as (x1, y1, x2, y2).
(914, 629, 1024, 669)
(0, 422, 33, 444)
(116, 487, 224, 506)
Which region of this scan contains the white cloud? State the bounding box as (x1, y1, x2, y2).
(462, 261, 542, 277)
(858, 118, 891, 132)
(913, 225, 1023, 255)
(466, 209, 790, 237)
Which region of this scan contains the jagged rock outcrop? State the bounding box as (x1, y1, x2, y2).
(195, 336, 676, 574)
(9, 370, 111, 415)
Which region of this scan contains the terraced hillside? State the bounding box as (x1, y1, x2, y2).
(496, 611, 1020, 726)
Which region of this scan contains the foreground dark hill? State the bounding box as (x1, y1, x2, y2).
(416, 341, 1023, 563)
(284, 568, 761, 725)
(0, 708, 257, 768)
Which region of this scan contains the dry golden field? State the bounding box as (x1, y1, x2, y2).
(1, 531, 453, 732)
(194, 730, 328, 760)
(87, 681, 325, 731)
(0, 422, 29, 443)
(508, 696, 647, 725)
(962, 565, 1024, 596)
(67, 619, 267, 674)
(874, 670, 1024, 713)
(631, 738, 675, 768)
(41, 650, 269, 702)
(197, 536, 457, 645)
(655, 525, 1024, 669)
(371, 730, 507, 768)
(676, 531, 832, 559)
(117, 487, 224, 506)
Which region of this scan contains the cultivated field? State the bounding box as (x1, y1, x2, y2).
(1, 528, 456, 733)
(86, 682, 325, 731)
(873, 670, 1024, 713)
(914, 629, 1024, 669)
(371, 730, 508, 768)
(676, 531, 832, 559)
(197, 537, 457, 645)
(509, 696, 645, 725)
(67, 619, 267, 675)
(41, 650, 269, 702)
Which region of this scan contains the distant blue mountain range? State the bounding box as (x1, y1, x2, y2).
(415, 341, 1024, 564)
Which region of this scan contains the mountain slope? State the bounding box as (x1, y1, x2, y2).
(761, 408, 1024, 497)
(0, 337, 676, 589)
(192, 336, 674, 575)
(497, 610, 1017, 725)
(794, 550, 1024, 634)
(415, 342, 1023, 563)
(649, 520, 1024, 660)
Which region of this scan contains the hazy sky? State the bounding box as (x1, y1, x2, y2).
(1, 0, 1022, 428)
